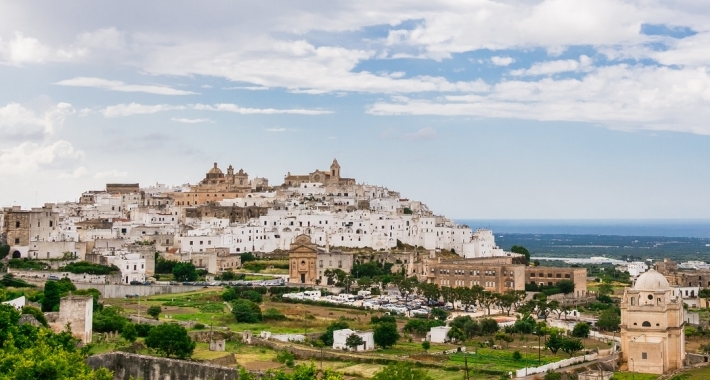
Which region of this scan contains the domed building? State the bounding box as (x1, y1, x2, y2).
(620, 269, 685, 374)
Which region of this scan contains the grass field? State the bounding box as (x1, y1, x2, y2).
(100, 288, 618, 378)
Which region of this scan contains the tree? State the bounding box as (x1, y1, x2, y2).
(0, 244, 10, 260)
(418, 283, 440, 303)
(495, 332, 514, 348)
(572, 322, 590, 338)
(480, 318, 500, 335)
(145, 323, 195, 359)
(231, 299, 262, 323)
(320, 321, 349, 346)
(561, 337, 584, 357)
(147, 305, 162, 320)
(597, 282, 614, 297)
(240, 252, 256, 263)
(556, 280, 575, 294)
(510, 245, 530, 264)
(395, 276, 418, 302)
(241, 290, 263, 304)
(42, 280, 61, 312)
(93, 306, 128, 333)
(222, 287, 238, 301)
(544, 371, 563, 380)
(121, 323, 137, 342)
(373, 322, 400, 348)
(545, 332, 564, 355)
(345, 333, 364, 351)
(422, 341, 430, 352)
(497, 291, 519, 316)
(447, 326, 466, 342)
(478, 291, 497, 315)
(431, 307, 449, 320)
(597, 309, 621, 332)
(172, 262, 198, 282)
(372, 362, 434, 380)
(512, 350, 523, 361)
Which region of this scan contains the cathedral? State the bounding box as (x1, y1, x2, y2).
(283, 159, 355, 187)
(620, 269, 685, 374)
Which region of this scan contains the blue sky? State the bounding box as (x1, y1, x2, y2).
(1, 0, 710, 219)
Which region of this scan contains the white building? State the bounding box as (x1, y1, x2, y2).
(626, 261, 649, 277)
(427, 326, 451, 343)
(1, 296, 25, 310)
(332, 329, 375, 351)
(673, 286, 700, 308)
(106, 252, 146, 284)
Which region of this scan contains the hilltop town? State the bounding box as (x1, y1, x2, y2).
(1, 159, 514, 284)
(2, 160, 710, 380)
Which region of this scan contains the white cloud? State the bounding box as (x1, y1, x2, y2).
(193, 103, 332, 115)
(0, 102, 74, 138)
(101, 103, 185, 118)
(55, 77, 196, 95)
(59, 166, 86, 179)
(170, 117, 213, 123)
(511, 55, 593, 76)
(0, 140, 84, 175)
(368, 64, 710, 134)
(0, 32, 51, 65)
(404, 127, 438, 140)
(224, 86, 271, 91)
(491, 56, 515, 66)
(94, 170, 127, 179)
(265, 128, 286, 132)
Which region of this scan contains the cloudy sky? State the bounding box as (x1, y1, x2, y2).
(1, 0, 709, 219)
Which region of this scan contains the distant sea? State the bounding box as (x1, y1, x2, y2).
(454, 219, 710, 239)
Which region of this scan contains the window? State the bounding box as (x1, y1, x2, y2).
(642, 352, 647, 360)
(531, 273, 536, 277)
(15, 221, 20, 228)
(14, 238, 19, 244)
(565, 274, 571, 278)
(647, 294, 653, 300)
(642, 321, 651, 327)
(631, 297, 635, 306)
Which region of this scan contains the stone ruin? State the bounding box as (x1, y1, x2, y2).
(209, 339, 226, 352)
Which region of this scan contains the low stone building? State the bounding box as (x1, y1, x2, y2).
(525, 267, 588, 297)
(50, 294, 93, 344)
(423, 256, 525, 292)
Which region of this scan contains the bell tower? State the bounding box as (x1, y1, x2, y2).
(330, 158, 341, 180)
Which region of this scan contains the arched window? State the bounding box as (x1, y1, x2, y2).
(642, 321, 651, 327)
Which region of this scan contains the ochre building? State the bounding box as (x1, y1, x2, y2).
(620, 269, 685, 374)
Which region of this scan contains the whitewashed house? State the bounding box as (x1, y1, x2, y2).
(427, 326, 451, 343)
(332, 329, 374, 351)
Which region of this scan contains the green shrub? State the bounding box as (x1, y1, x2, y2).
(194, 323, 205, 330)
(263, 308, 287, 321)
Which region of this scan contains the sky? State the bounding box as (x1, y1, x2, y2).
(1, 0, 710, 219)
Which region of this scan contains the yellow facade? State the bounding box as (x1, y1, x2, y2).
(620, 269, 685, 374)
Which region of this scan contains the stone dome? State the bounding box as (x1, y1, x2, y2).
(633, 269, 670, 291)
(208, 162, 223, 175)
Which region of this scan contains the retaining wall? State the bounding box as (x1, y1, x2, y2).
(85, 352, 238, 380)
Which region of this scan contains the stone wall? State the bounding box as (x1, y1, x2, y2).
(686, 353, 710, 366)
(85, 352, 238, 380)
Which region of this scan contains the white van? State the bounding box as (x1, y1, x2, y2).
(357, 290, 372, 299)
(303, 290, 321, 301)
(337, 293, 355, 302)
